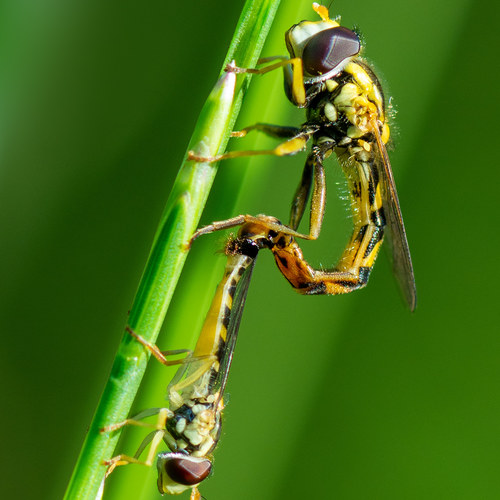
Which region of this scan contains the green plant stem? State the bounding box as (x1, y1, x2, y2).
(63, 1, 281, 499)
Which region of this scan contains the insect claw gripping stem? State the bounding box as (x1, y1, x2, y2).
(224, 60, 243, 74)
(230, 129, 248, 138)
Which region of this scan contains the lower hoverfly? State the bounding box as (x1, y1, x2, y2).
(190, 2, 417, 310)
(102, 218, 286, 498)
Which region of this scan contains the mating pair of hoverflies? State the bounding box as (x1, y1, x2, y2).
(102, 4, 416, 499)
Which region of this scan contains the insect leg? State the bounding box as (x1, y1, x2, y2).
(289, 153, 313, 232)
(101, 407, 168, 433)
(189, 214, 313, 247)
(103, 409, 170, 476)
(187, 131, 310, 163)
(125, 326, 213, 366)
(289, 145, 330, 239)
(231, 123, 300, 139)
(226, 57, 305, 106)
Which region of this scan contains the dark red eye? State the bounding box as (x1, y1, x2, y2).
(164, 456, 212, 486)
(302, 27, 360, 76)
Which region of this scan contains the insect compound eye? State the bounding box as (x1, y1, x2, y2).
(163, 455, 212, 486)
(302, 26, 360, 77)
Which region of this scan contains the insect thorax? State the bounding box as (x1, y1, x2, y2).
(166, 395, 222, 458)
(304, 61, 387, 152)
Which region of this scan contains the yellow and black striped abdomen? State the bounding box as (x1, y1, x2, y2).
(334, 142, 386, 286)
(165, 251, 255, 456)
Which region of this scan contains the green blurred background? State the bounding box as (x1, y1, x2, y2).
(1, 0, 499, 499)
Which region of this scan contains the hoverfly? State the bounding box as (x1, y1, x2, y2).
(102, 221, 278, 498)
(190, 3, 416, 309)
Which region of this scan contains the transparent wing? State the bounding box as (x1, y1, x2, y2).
(372, 120, 417, 311)
(216, 256, 257, 396)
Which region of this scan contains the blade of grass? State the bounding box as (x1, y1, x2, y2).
(64, 1, 281, 499)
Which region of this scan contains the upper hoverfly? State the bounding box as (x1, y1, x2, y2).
(190, 3, 417, 310)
